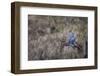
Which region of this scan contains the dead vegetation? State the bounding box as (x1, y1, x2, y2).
(28, 15, 88, 60)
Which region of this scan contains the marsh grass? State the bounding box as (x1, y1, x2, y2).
(28, 15, 88, 60)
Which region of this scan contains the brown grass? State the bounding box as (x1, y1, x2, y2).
(28, 15, 88, 60)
